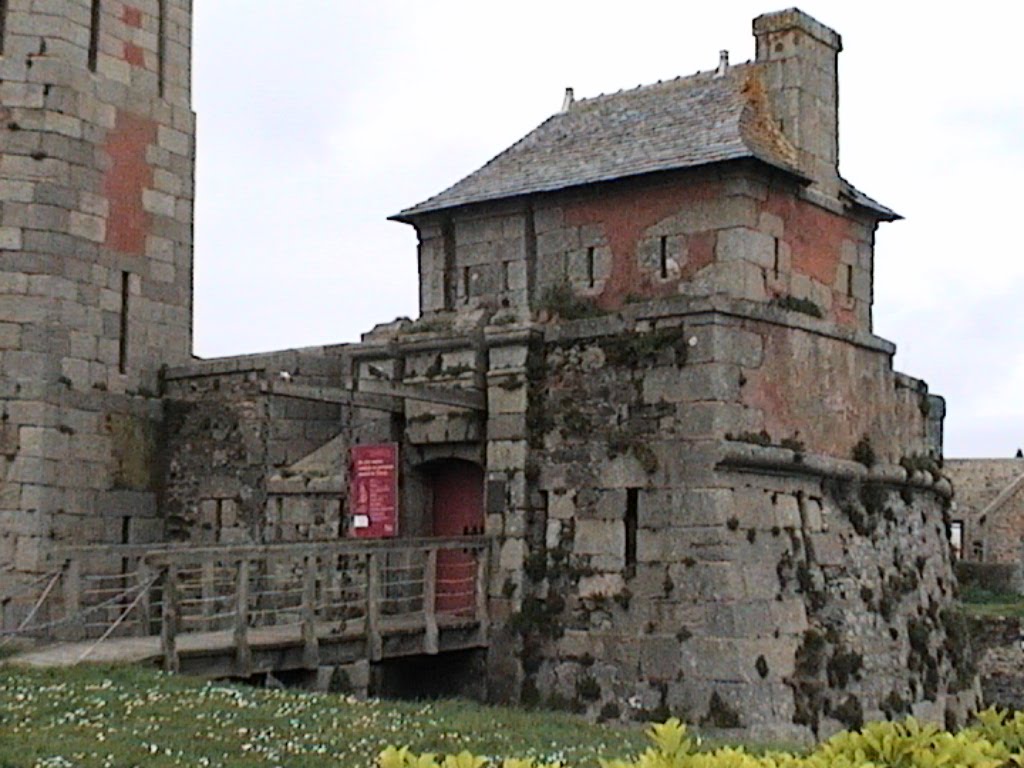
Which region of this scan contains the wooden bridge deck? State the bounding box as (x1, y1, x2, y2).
(3, 538, 490, 677)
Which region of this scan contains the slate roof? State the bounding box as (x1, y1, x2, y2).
(395, 65, 804, 220)
(840, 182, 901, 221)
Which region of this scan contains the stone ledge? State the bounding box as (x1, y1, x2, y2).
(164, 347, 334, 380)
(718, 443, 953, 499)
(539, 295, 897, 356)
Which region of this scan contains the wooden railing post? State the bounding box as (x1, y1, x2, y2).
(424, 548, 439, 655)
(475, 545, 490, 641)
(366, 553, 382, 662)
(234, 558, 251, 676)
(161, 564, 180, 673)
(137, 559, 153, 637)
(302, 554, 320, 669)
(63, 557, 82, 641)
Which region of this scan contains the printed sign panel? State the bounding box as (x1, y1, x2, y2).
(350, 443, 399, 539)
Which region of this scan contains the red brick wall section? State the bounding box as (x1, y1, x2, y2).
(123, 42, 146, 67)
(764, 188, 859, 328)
(562, 182, 722, 308)
(741, 322, 928, 460)
(103, 111, 157, 255)
(122, 6, 143, 28)
(765, 190, 850, 285)
(560, 179, 864, 329)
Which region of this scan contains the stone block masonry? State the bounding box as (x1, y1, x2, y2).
(507, 305, 975, 738)
(0, 4, 977, 741)
(0, 0, 195, 598)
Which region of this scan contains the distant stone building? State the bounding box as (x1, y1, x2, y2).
(946, 458, 1024, 564)
(0, 4, 979, 739)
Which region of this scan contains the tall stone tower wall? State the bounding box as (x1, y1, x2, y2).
(0, 0, 195, 603)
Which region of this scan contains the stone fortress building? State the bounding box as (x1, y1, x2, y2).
(0, 2, 980, 739)
(946, 456, 1024, 567)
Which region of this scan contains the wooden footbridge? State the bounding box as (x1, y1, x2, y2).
(2, 537, 491, 678)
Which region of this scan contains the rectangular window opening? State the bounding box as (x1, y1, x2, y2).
(846, 265, 854, 298)
(948, 520, 963, 560)
(118, 271, 130, 374)
(659, 236, 669, 279)
(157, 0, 167, 97)
(586, 247, 596, 288)
(502, 261, 511, 292)
(773, 238, 781, 279)
(462, 266, 471, 301)
(88, 0, 102, 72)
(625, 488, 639, 578)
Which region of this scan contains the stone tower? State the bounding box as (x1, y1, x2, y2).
(0, 0, 194, 600)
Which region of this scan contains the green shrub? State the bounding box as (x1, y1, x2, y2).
(771, 295, 824, 318)
(538, 284, 604, 320)
(383, 710, 1024, 767)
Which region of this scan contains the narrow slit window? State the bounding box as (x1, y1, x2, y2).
(157, 0, 167, 96)
(659, 237, 669, 279)
(88, 0, 102, 72)
(0, 0, 9, 57)
(846, 265, 854, 298)
(462, 266, 471, 300)
(118, 272, 130, 374)
(625, 488, 639, 578)
(773, 238, 781, 278)
(120, 516, 132, 576)
(502, 261, 511, 292)
(586, 247, 596, 288)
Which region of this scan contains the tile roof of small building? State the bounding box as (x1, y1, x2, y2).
(395, 65, 805, 220)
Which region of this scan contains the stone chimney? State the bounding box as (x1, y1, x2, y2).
(753, 8, 842, 198)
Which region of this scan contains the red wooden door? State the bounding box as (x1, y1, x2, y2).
(431, 461, 484, 615)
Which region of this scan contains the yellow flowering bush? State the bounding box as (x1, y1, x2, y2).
(381, 712, 1024, 768)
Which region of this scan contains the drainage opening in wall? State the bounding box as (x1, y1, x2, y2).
(372, 649, 487, 701)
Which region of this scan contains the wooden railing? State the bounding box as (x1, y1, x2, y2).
(31, 537, 490, 672)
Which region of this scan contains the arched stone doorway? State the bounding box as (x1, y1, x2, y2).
(421, 459, 484, 614)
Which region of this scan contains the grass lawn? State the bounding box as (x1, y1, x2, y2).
(960, 585, 1024, 619)
(0, 664, 647, 768)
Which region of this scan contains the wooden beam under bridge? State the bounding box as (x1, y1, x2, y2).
(262, 381, 486, 413)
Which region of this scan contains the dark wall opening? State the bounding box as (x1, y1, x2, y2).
(372, 649, 487, 701)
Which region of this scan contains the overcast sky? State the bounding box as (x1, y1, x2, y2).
(190, 1, 1023, 458)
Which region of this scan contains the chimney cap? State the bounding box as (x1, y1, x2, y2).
(753, 8, 842, 52)
(715, 50, 730, 77)
(560, 87, 575, 113)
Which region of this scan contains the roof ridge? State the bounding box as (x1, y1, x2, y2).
(393, 62, 809, 220)
(574, 62, 755, 107)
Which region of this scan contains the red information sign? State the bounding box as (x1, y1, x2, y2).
(350, 443, 399, 539)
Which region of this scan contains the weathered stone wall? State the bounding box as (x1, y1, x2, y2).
(494, 308, 975, 739)
(414, 167, 875, 335)
(162, 352, 343, 544)
(753, 9, 842, 199)
(416, 206, 530, 314)
(0, 0, 195, 590)
(532, 170, 874, 332)
(971, 616, 1024, 711)
(0, 385, 164, 627)
(946, 459, 1024, 564)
